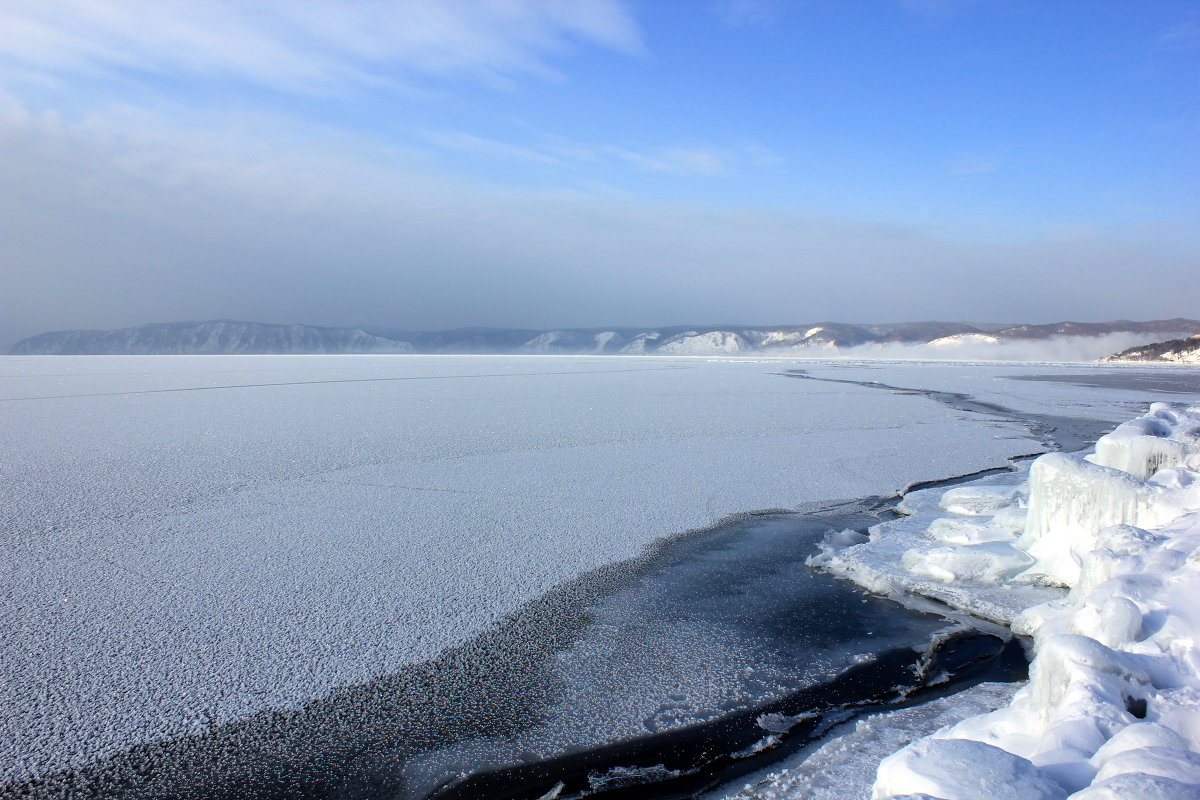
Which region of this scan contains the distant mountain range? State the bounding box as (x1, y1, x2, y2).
(1104, 334, 1200, 365)
(9, 318, 1200, 358)
(7, 320, 413, 355)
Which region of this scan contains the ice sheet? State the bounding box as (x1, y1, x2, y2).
(1, 355, 1045, 783)
(3, 356, 1196, 787)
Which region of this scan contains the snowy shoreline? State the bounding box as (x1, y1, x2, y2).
(784, 402, 1200, 799)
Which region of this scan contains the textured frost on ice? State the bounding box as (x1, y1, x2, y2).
(3, 355, 1053, 784)
(587, 763, 687, 790)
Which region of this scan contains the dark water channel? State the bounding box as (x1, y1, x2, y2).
(412, 501, 1025, 800)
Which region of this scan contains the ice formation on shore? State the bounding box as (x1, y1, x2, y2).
(815, 403, 1200, 799)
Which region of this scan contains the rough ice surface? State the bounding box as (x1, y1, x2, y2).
(2, 355, 1051, 784)
(703, 682, 1022, 800)
(1018, 450, 1185, 586)
(1092, 407, 1200, 480)
(854, 403, 1200, 800)
(808, 470, 1060, 624)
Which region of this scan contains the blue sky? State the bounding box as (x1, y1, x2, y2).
(1, 1, 1197, 342)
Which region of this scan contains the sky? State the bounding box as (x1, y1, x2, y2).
(1, 0, 1198, 344)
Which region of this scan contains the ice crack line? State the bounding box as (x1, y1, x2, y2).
(0, 365, 689, 402)
(776, 369, 1069, 451)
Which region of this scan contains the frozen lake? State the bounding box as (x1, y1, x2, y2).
(2, 355, 1196, 796)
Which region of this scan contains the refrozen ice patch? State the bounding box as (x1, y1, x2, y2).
(862, 403, 1200, 800)
(901, 540, 1034, 585)
(587, 763, 689, 790)
(731, 735, 784, 759)
(938, 484, 1023, 517)
(757, 712, 819, 735)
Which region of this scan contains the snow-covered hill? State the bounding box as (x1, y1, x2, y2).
(654, 330, 746, 355)
(1104, 334, 1200, 365)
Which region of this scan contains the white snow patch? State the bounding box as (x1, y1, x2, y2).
(518, 330, 564, 353)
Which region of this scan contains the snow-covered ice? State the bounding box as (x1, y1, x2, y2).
(811, 401, 1200, 800)
(0, 355, 1047, 784)
(3, 355, 1198, 793)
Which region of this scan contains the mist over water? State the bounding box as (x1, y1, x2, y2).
(826, 332, 1190, 362)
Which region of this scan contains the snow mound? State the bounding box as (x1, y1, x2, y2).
(1092, 405, 1200, 481)
(862, 403, 1200, 800)
(873, 738, 1066, 800)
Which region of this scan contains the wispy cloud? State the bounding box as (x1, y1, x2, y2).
(711, 0, 786, 28)
(740, 143, 785, 167)
(1159, 20, 1200, 49)
(948, 153, 999, 175)
(898, 0, 979, 20)
(420, 130, 563, 165)
(0, 0, 645, 94)
(418, 126, 781, 177)
(606, 145, 728, 175)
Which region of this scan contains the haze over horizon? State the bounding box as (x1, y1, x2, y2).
(2, 1, 1198, 346)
